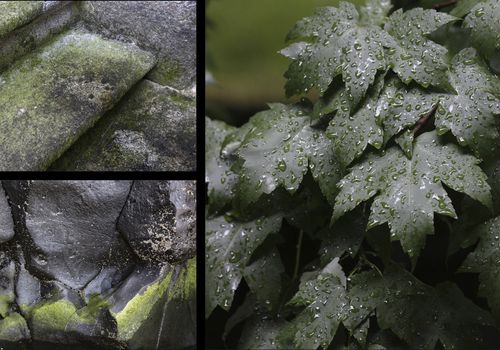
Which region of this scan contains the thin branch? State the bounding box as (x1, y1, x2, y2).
(432, 0, 457, 10)
(293, 230, 304, 280)
(413, 104, 438, 136)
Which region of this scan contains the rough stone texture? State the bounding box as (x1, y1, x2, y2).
(0, 188, 14, 243)
(117, 181, 196, 264)
(0, 180, 196, 349)
(80, 1, 196, 90)
(0, 1, 78, 73)
(0, 28, 156, 171)
(0, 1, 43, 38)
(50, 79, 196, 171)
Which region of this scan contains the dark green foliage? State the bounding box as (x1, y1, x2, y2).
(206, 0, 500, 348)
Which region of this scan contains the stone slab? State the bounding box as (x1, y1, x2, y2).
(0, 28, 156, 170)
(0, 1, 43, 38)
(80, 1, 196, 90)
(50, 79, 196, 171)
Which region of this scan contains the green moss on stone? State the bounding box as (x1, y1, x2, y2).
(148, 60, 181, 87)
(170, 257, 196, 301)
(0, 28, 156, 170)
(114, 269, 173, 341)
(0, 1, 43, 38)
(31, 299, 77, 331)
(0, 312, 30, 342)
(0, 293, 14, 318)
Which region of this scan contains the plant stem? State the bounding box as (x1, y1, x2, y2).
(413, 104, 437, 136)
(432, 0, 457, 10)
(293, 230, 304, 280)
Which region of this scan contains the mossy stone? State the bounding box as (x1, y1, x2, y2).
(51, 79, 196, 171)
(0, 1, 43, 38)
(0, 28, 156, 170)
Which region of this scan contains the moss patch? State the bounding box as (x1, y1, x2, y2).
(31, 299, 77, 332)
(0, 312, 30, 342)
(170, 257, 196, 301)
(0, 28, 155, 170)
(0, 1, 43, 38)
(114, 269, 173, 342)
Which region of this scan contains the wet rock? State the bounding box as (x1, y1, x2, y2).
(79, 1, 196, 90)
(117, 181, 196, 264)
(6, 181, 134, 289)
(51, 79, 196, 171)
(0, 188, 14, 243)
(0, 180, 196, 349)
(0, 29, 156, 170)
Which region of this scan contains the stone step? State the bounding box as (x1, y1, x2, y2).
(0, 28, 156, 171)
(0, 1, 43, 38)
(80, 0, 196, 90)
(50, 79, 196, 171)
(0, 1, 78, 72)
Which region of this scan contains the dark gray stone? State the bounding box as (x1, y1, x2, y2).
(8, 181, 134, 289)
(0, 188, 14, 243)
(117, 181, 196, 264)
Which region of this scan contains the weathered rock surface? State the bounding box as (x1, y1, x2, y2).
(0, 188, 14, 243)
(0, 1, 43, 38)
(0, 180, 196, 349)
(117, 181, 196, 264)
(79, 1, 196, 90)
(0, 28, 156, 171)
(0, 1, 78, 72)
(51, 80, 196, 171)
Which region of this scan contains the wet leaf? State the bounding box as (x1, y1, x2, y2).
(333, 131, 492, 260)
(205, 214, 282, 317)
(384, 8, 457, 89)
(326, 72, 386, 166)
(205, 117, 238, 213)
(278, 259, 348, 349)
(234, 103, 342, 206)
(281, 2, 391, 107)
(460, 216, 500, 321)
(463, 0, 500, 56)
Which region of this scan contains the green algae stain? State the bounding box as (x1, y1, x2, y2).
(0, 293, 15, 318)
(114, 269, 173, 341)
(0, 28, 156, 170)
(171, 257, 196, 301)
(148, 60, 181, 87)
(0, 1, 43, 38)
(31, 299, 77, 331)
(0, 312, 30, 341)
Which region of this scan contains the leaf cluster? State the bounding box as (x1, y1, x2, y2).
(206, 0, 500, 348)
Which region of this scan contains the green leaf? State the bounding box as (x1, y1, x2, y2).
(359, 0, 392, 26)
(206, 117, 238, 213)
(333, 131, 492, 259)
(280, 259, 348, 349)
(235, 103, 341, 206)
(450, 0, 485, 17)
(376, 76, 439, 143)
(384, 8, 457, 89)
(239, 317, 286, 350)
(463, 0, 500, 56)
(460, 216, 500, 321)
(243, 247, 284, 309)
(326, 73, 385, 166)
(317, 207, 367, 265)
(205, 214, 282, 317)
(282, 2, 391, 107)
(436, 48, 500, 158)
(353, 265, 500, 350)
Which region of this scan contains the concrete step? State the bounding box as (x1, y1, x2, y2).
(0, 28, 156, 170)
(50, 79, 196, 171)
